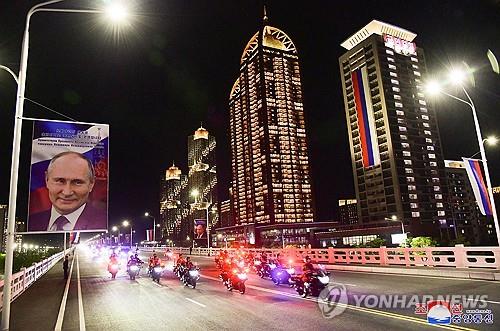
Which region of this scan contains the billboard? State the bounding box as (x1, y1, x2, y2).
(27, 120, 109, 233)
(193, 219, 207, 247)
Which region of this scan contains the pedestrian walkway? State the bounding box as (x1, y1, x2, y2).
(0, 257, 68, 330)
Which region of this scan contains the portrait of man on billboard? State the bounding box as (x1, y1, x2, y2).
(27, 121, 108, 232)
(194, 219, 207, 239)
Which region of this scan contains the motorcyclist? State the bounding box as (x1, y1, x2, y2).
(108, 252, 119, 278)
(301, 256, 315, 283)
(260, 251, 268, 263)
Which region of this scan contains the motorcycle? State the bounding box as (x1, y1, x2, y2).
(182, 267, 200, 289)
(108, 262, 119, 279)
(271, 264, 295, 286)
(222, 267, 248, 294)
(291, 269, 330, 298)
(151, 265, 163, 283)
(257, 261, 276, 279)
(127, 263, 141, 280)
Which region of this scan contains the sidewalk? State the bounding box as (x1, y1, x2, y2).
(0, 258, 67, 330)
(325, 263, 500, 281)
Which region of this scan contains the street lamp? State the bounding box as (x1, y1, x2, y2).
(122, 220, 133, 248)
(111, 225, 120, 245)
(385, 215, 405, 234)
(2, 2, 131, 328)
(426, 65, 500, 246)
(144, 212, 157, 244)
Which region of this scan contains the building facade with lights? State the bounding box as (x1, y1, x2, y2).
(445, 160, 495, 245)
(159, 126, 219, 246)
(338, 199, 359, 225)
(339, 20, 450, 239)
(227, 14, 314, 246)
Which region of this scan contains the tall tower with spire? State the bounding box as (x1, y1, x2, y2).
(228, 9, 315, 231)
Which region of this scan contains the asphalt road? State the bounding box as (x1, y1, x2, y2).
(2, 246, 498, 330)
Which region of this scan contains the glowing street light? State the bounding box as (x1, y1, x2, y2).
(486, 136, 498, 146)
(428, 63, 500, 246)
(2, 2, 133, 327)
(122, 220, 133, 248)
(105, 2, 129, 23)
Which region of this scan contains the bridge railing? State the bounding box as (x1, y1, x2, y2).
(0, 250, 67, 310)
(139, 245, 500, 269)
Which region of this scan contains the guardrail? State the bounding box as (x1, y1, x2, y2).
(0, 250, 68, 310)
(139, 246, 500, 269)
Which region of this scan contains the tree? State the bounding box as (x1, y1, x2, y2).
(408, 236, 437, 248)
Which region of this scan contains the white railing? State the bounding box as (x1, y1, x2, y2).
(139, 245, 500, 269)
(0, 250, 68, 309)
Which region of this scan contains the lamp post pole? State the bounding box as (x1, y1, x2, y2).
(438, 87, 500, 246)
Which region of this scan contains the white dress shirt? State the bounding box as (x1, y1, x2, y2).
(47, 203, 86, 231)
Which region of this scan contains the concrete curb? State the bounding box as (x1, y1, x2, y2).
(325, 264, 500, 281)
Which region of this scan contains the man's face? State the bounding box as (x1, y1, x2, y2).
(195, 225, 205, 235)
(45, 154, 94, 215)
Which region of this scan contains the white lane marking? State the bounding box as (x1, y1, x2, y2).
(153, 281, 162, 287)
(333, 282, 357, 287)
(464, 297, 500, 305)
(54, 253, 75, 331)
(76, 253, 86, 331)
(185, 298, 206, 308)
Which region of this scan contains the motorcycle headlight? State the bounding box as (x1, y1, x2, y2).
(254, 260, 261, 265)
(318, 276, 330, 284)
(154, 267, 162, 273)
(237, 273, 247, 280)
(130, 265, 139, 271)
(287, 268, 295, 275)
(189, 270, 199, 277)
(269, 264, 276, 269)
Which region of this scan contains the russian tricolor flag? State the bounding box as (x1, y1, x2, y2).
(352, 66, 380, 168)
(463, 158, 493, 216)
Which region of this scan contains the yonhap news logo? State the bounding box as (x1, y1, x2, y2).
(317, 284, 348, 319)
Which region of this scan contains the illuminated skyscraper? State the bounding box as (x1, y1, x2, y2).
(160, 163, 188, 243)
(229, 12, 314, 227)
(339, 20, 450, 237)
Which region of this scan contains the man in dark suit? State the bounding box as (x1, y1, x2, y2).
(28, 151, 106, 232)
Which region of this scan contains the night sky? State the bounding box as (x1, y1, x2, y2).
(1, 0, 499, 243)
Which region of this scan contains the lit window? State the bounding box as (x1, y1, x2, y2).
(426, 138, 433, 143)
(388, 57, 395, 62)
(410, 203, 418, 208)
(411, 57, 418, 62)
(423, 122, 430, 128)
(430, 161, 437, 167)
(399, 126, 407, 132)
(434, 185, 441, 191)
(427, 146, 434, 151)
(436, 202, 443, 208)
(390, 72, 398, 77)
(405, 168, 413, 174)
(422, 115, 429, 120)
(407, 177, 415, 182)
(391, 79, 399, 85)
(404, 160, 412, 165)
(419, 100, 427, 105)
(412, 64, 419, 69)
(412, 212, 420, 217)
(395, 102, 403, 108)
(388, 64, 396, 70)
(429, 153, 436, 159)
(396, 110, 404, 116)
(400, 135, 408, 140)
(408, 185, 416, 191)
(438, 211, 445, 216)
(403, 151, 411, 157)
(420, 107, 428, 113)
(409, 194, 418, 199)
(394, 94, 401, 100)
(386, 49, 394, 55)
(424, 130, 432, 136)
(414, 71, 421, 76)
(435, 194, 442, 199)
(392, 86, 400, 92)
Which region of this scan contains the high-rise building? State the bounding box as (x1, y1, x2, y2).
(160, 163, 189, 243)
(338, 199, 359, 225)
(228, 12, 314, 230)
(159, 126, 219, 246)
(339, 20, 449, 238)
(188, 126, 218, 236)
(218, 200, 232, 228)
(445, 160, 495, 245)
